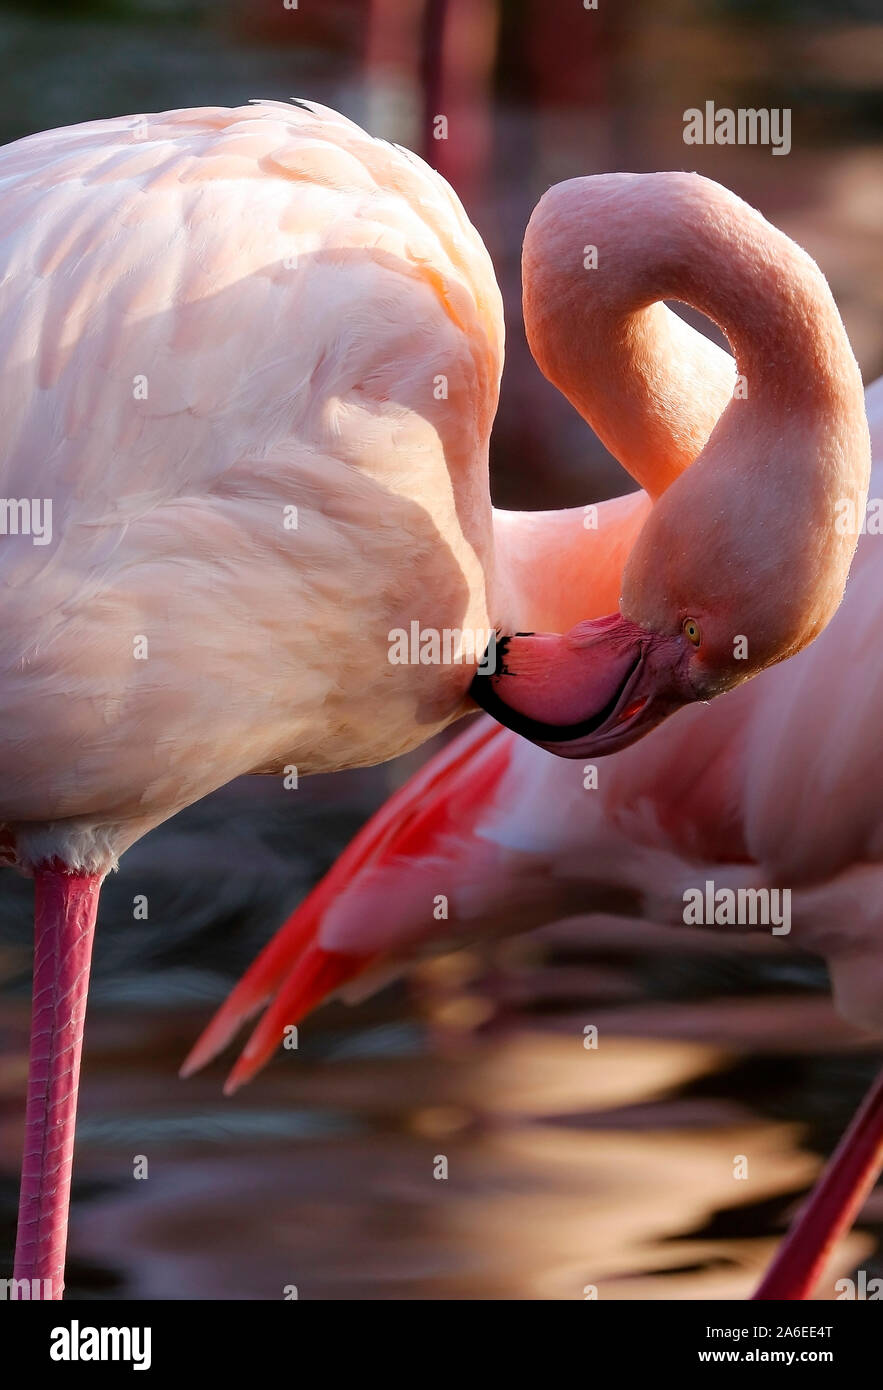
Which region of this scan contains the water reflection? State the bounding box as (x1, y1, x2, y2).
(2, 768, 880, 1299)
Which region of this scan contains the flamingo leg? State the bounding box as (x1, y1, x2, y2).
(13, 866, 103, 1299)
(753, 1065, 883, 1300)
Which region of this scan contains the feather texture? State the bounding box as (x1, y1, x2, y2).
(0, 101, 504, 867)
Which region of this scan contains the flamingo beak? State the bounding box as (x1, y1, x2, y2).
(470, 613, 696, 758)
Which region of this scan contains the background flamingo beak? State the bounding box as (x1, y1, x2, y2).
(471, 614, 695, 758)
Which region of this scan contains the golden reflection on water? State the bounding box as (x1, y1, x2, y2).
(2, 913, 879, 1300)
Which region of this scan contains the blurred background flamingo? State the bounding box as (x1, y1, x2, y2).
(1, 0, 882, 1302)
(196, 373, 883, 1299)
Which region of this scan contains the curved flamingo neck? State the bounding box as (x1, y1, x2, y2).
(522, 172, 864, 500)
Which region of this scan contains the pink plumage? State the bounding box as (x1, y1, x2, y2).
(0, 100, 505, 878)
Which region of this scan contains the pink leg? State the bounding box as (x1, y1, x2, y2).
(753, 1066, 883, 1300)
(13, 867, 103, 1299)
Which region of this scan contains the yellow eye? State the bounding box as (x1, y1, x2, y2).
(683, 617, 701, 647)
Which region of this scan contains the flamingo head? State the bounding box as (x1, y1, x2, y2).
(470, 168, 870, 760)
(469, 613, 693, 758)
(472, 428, 865, 760)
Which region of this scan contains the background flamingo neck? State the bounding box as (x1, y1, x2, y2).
(522, 172, 862, 499)
(490, 490, 651, 633)
(13, 866, 103, 1299)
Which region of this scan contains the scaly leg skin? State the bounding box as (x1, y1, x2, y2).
(753, 1066, 883, 1300)
(13, 867, 103, 1300)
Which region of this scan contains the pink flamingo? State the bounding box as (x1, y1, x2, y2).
(187, 172, 874, 1292)
(2, 101, 867, 1298)
(5, 96, 507, 1297)
(191, 377, 883, 1299)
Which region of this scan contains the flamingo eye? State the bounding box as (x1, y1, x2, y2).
(683, 617, 701, 647)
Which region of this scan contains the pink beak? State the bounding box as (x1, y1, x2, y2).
(471, 613, 696, 757)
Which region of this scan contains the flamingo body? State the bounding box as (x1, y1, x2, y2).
(0, 100, 503, 873)
(1, 97, 507, 1295)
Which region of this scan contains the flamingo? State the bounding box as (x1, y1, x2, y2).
(189, 376, 883, 1300)
(1, 99, 868, 1299)
(185, 171, 874, 1291)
